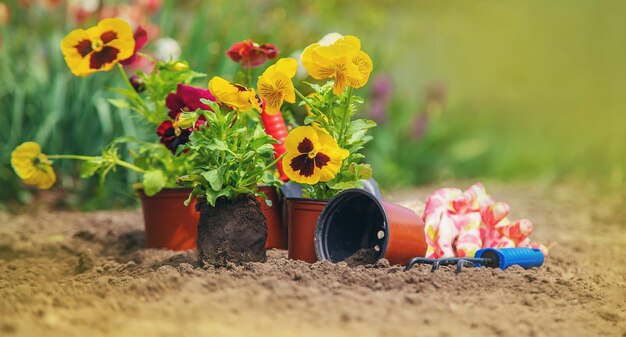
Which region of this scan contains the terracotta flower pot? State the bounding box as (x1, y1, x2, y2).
(285, 197, 327, 263)
(138, 188, 199, 251)
(139, 186, 283, 251)
(197, 195, 267, 266)
(258, 185, 286, 250)
(315, 188, 427, 266)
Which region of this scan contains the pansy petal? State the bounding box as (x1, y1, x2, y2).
(177, 84, 215, 111)
(274, 58, 298, 78)
(337, 35, 361, 50)
(283, 153, 320, 184)
(284, 126, 319, 154)
(347, 50, 373, 89)
(60, 29, 93, 77)
(98, 18, 135, 60)
(316, 152, 344, 182)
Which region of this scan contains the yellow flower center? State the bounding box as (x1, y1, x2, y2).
(91, 39, 104, 52)
(307, 151, 317, 159)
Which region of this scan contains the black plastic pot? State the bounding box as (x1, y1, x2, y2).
(315, 189, 427, 266)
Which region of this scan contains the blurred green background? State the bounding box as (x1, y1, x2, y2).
(1, 0, 624, 210)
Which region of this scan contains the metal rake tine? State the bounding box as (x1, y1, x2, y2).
(403, 257, 435, 271)
(455, 259, 475, 274)
(431, 259, 443, 272)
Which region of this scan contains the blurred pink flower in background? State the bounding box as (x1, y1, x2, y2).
(368, 74, 393, 124)
(133, 0, 162, 13)
(410, 81, 447, 140)
(67, 0, 99, 23)
(411, 113, 428, 140)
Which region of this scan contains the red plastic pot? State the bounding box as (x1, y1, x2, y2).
(139, 186, 284, 251)
(258, 185, 286, 249)
(285, 197, 327, 263)
(138, 188, 199, 251)
(315, 189, 427, 266)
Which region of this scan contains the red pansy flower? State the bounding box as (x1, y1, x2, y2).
(165, 84, 216, 118)
(225, 40, 279, 68)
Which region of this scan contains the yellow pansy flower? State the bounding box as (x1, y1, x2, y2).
(11, 142, 56, 189)
(282, 126, 349, 184)
(301, 34, 373, 95)
(257, 58, 297, 115)
(60, 18, 135, 77)
(208, 76, 260, 111)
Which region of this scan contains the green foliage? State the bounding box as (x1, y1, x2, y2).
(299, 82, 376, 200)
(136, 61, 206, 124)
(142, 170, 167, 196)
(179, 101, 279, 206)
(4, 0, 625, 210)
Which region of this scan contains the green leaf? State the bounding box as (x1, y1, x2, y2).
(201, 168, 223, 191)
(205, 188, 232, 207)
(200, 99, 221, 113)
(206, 139, 229, 151)
(327, 180, 359, 190)
(303, 115, 319, 125)
(355, 164, 373, 180)
(107, 98, 129, 109)
(79, 159, 102, 178)
(143, 170, 167, 196)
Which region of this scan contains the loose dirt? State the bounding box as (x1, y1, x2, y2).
(0, 183, 624, 337)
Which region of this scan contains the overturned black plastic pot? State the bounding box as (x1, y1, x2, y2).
(315, 189, 427, 266)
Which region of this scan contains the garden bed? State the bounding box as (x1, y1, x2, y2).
(0, 184, 624, 337)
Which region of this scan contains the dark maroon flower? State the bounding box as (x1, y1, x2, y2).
(166, 84, 216, 119)
(226, 40, 279, 68)
(157, 120, 192, 154)
(120, 26, 148, 66)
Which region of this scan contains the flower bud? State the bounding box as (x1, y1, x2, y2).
(172, 61, 188, 71)
(129, 75, 145, 93)
(174, 111, 198, 129)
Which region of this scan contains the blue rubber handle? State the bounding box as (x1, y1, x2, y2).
(474, 247, 544, 270)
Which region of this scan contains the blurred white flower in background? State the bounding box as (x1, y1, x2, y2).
(69, 0, 99, 13)
(288, 51, 308, 80)
(153, 37, 181, 61)
(318, 32, 343, 46)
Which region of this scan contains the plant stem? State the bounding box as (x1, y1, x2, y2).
(47, 154, 95, 161)
(240, 153, 286, 185)
(246, 63, 252, 88)
(116, 64, 152, 121)
(339, 86, 354, 147)
(137, 51, 158, 64)
(47, 154, 147, 174)
(294, 88, 324, 115)
(114, 160, 147, 173)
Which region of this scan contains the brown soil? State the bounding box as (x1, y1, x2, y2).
(344, 247, 380, 267)
(0, 183, 624, 337)
(197, 196, 267, 266)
